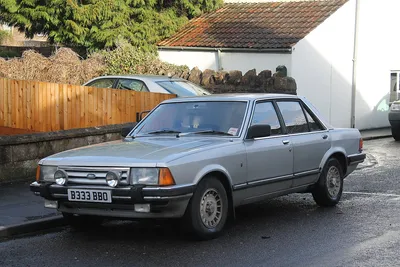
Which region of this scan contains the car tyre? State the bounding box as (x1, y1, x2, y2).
(62, 212, 104, 230)
(184, 177, 229, 240)
(391, 127, 400, 141)
(312, 158, 344, 207)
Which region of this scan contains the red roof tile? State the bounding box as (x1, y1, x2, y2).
(158, 0, 348, 49)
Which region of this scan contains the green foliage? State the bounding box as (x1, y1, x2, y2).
(97, 41, 189, 76)
(0, 30, 11, 44)
(0, 0, 223, 51)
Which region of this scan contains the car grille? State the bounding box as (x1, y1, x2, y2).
(59, 167, 130, 186)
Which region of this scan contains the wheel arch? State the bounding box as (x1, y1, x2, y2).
(320, 148, 348, 176)
(194, 168, 236, 221)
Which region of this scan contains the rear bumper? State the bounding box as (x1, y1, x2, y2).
(347, 153, 366, 166)
(30, 182, 194, 219)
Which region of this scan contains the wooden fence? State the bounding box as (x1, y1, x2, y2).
(0, 78, 176, 132)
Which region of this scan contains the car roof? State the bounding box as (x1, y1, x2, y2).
(87, 74, 185, 82)
(162, 93, 299, 102)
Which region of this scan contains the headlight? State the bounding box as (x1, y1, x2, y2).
(391, 103, 400, 111)
(39, 165, 58, 182)
(54, 170, 68, 185)
(130, 168, 159, 185)
(130, 168, 175, 186)
(106, 171, 120, 187)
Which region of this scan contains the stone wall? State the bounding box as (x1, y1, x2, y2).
(0, 122, 137, 184)
(176, 65, 297, 95)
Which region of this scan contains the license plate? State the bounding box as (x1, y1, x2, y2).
(67, 189, 111, 203)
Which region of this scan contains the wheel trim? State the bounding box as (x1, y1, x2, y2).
(327, 166, 341, 198)
(200, 188, 223, 229)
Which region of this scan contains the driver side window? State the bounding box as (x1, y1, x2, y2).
(251, 102, 282, 135)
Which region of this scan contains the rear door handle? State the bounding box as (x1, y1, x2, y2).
(322, 134, 328, 139)
(282, 140, 290, 145)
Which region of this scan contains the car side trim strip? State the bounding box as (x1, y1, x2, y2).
(293, 169, 320, 177)
(233, 169, 320, 191)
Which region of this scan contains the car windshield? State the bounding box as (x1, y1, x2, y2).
(134, 101, 248, 137)
(156, 80, 211, 97)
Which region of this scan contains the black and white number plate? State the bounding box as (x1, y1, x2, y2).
(67, 189, 111, 203)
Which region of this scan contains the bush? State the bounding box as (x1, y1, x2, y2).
(0, 30, 11, 44)
(96, 41, 189, 77)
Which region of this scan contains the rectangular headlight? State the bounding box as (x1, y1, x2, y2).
(40, 165, 58, 182)
(130, 168, 159, 185)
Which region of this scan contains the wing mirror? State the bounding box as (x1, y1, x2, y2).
(246, 124, 272, 139)
(121, 127, 133, 138)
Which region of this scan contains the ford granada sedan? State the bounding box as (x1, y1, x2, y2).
(30, 94, 366, 240)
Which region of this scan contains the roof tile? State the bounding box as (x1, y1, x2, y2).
(158, 0, 347, 49)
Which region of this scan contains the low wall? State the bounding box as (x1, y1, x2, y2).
(171, 66, 297, 95)
(0, 122, 137, 184)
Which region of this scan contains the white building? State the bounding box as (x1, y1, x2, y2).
(158, 0, 398, 130)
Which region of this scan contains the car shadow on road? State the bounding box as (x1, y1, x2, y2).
(64, 194, 345, 243)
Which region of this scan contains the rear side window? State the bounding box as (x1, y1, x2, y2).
(251, 102, 282, 135)
(277, 101, 309, 134)
(156, 81, 211, 97)
(86, 78, 116, 88)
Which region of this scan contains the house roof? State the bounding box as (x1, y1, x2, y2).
(158, 0, 348, 50)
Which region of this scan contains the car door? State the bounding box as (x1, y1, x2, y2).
(276, 100, 330, 187)
(116, 79, 150, 92)
(243, 101, 294, 203)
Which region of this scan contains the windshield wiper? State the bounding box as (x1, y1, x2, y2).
(178, 130, 233, 137)
(147, 130, 182, 135)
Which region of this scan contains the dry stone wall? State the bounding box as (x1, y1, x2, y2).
(173, 65, 297, 95)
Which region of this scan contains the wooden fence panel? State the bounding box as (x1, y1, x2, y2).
(0, 77, 176, 132)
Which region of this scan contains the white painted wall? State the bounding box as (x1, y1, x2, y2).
(158, 50, 218, 71)
(220, 52, 291, 75)
(159, 49, 291, 74)
(292, 0, 356, 128)
(354, 0, 400, 129)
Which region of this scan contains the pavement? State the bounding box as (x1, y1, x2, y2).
(0, 181, 66, 238)
(0, 127, 394, 239)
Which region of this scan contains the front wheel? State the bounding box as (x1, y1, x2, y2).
(312, 158, 344, 207)
(184, 177, 229, 240)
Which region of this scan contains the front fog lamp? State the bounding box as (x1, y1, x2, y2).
(54, 170, 68, 185)
(106, 171, 120, 187)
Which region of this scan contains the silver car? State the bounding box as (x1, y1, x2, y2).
(30, 94, 366, 240)
(83, 74, 211, 97)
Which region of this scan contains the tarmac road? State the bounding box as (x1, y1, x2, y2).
(1, 137, 399, 267)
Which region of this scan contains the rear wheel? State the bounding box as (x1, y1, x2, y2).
(62, 212, 104, 230)
(391, 126, 400, 141)
(184, 177, 228, 240)
(312, 158, 344, 207)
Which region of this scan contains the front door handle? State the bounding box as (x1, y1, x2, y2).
(282, 140, 290, 145)
(322, 134, 328, 139)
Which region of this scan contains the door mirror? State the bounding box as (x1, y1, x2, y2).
(121, 127, 133, 137)
(246, 124, 272, 139)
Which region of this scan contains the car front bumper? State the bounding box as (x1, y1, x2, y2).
(30, 182, 194, 219)
(389, 111, 400, 127)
